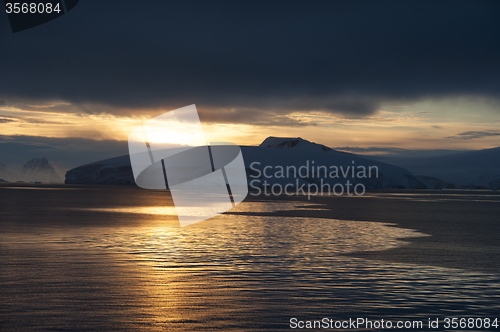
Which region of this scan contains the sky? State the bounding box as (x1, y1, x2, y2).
(1, 0, 500, 175)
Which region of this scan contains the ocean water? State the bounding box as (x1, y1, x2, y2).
(0, 185, 499, 331)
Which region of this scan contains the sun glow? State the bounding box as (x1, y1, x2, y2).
(2, 98, 500, 151)
(144, 129, 203, 146)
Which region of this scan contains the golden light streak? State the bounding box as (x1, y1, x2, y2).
(1, 101, 499, 151)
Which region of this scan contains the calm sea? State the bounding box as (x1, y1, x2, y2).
(1, 185, 499, 331)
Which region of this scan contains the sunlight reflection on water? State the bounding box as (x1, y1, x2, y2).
(1, 192, 500, 331)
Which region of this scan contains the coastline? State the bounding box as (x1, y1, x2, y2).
(240, 190, 500, 274)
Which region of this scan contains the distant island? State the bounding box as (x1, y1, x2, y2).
(0, 157, 63, 184)
(64, 137, 500, 190)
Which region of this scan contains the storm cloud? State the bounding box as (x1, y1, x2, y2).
(1, 0, 500, 123)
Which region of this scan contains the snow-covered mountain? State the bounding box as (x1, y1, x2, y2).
(19, 157, 63, 183)
(260, 136, 332, 153)
(249, 137, 426, 189)
(65, 137, 427, 189)
(370, 147, 500, 189)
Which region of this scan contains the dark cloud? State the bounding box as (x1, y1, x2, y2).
(1, 0, 500, 124)
(448, 130, 500, 140)
(338, 146, 467, 158)
(196, 97, 380, 125)
(0, 113, 71, 124)
(198, 107, 315, 126)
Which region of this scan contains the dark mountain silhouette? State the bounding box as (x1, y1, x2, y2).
(66, 137, 427, 189)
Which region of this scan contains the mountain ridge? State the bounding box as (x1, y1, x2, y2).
(20, 157, 63, 183)
(369, 146, 500, 189)
(65, 137, 428, 189)
(64, 136, 500, 190)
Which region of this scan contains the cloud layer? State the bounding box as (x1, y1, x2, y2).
(448, 130, 500, 140)
(1, 0, 500, 124)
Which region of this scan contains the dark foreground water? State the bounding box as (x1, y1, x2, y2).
(0, 185, 499, 331)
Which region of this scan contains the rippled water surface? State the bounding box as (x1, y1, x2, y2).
(0, 185, 499, 331)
